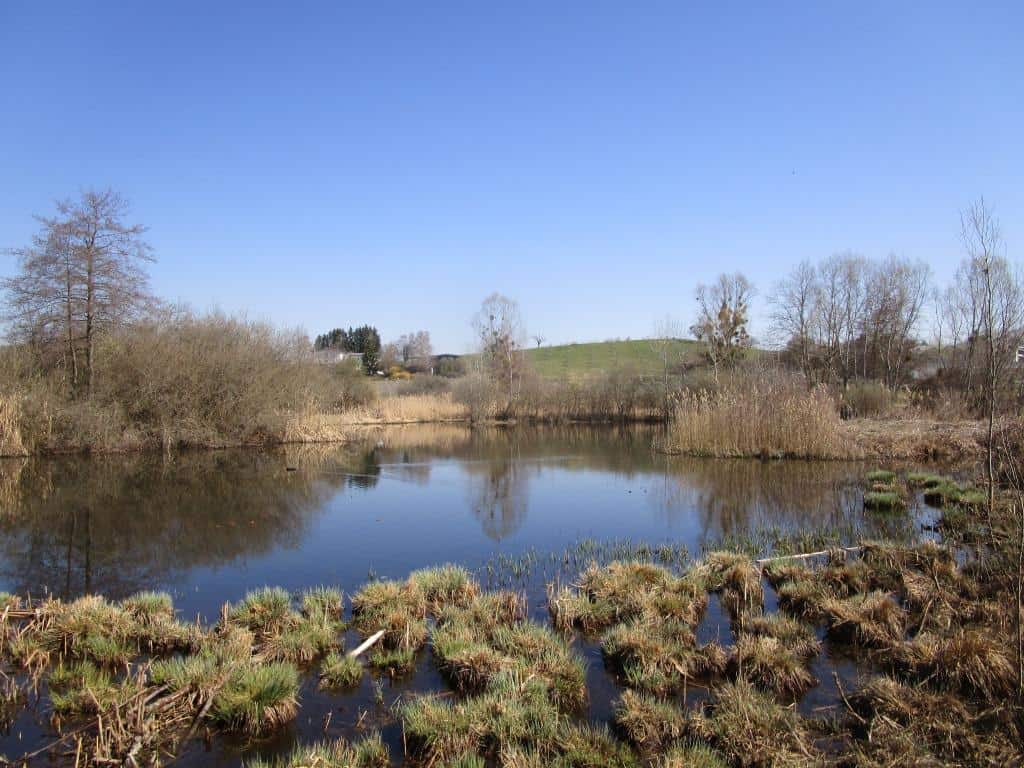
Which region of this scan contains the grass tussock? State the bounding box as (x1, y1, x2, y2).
(210, 662, 300, 734)
(821, 591, 904, 648)
(602, 618, 727, 695)
(730, 635, 817, 696)
(706, 551, 764, 621)
(229, 586, 342, 663)
(659, 373, 855, 459)
(659, 742, 729, 768)
(612, 689, 687, 751)
(319, 651, 364, 689)
(846, 675, 1019, 766)
(863, 490, 904, 512)
(244, 734, 389, 768)
(350, 579, 429, 653)
(433, 594, 586, 710)
(691, 679, 817, 767)
(549, 561, 708, 633)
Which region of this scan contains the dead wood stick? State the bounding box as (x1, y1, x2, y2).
(756, 546, 863, 566)
(347, 630, 385, 659)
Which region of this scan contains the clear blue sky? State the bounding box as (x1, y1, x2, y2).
(2, 2, 1021, 352)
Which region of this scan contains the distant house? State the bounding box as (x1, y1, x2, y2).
(314, 349, 363, 366)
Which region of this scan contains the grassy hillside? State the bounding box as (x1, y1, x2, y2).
(524, 338, 702, 379)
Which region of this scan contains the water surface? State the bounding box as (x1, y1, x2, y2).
(0, 425, 932, 765)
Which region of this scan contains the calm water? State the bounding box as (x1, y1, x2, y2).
(0, 425, 933, 765)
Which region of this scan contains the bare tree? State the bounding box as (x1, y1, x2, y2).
(768, 260, 819, 381)
(532, 335, 546, 348)
(691, 273, 754, 382)
(960, 197, 1024, 518)
(650, 314, 684, 406)
(3, 189, 153, 396)
(472, 293, 526, 412)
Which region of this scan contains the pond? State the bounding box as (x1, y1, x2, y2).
(0, 424, 937, 765)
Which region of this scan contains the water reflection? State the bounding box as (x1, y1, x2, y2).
(0, 425, 883, 609)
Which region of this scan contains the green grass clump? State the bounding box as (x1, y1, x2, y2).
(907, 472, 943, 488)
(120, 591, 174, 623)
(613, 689, 687, 751)
(230, 587, 296, 634)
(402, 674, 560, 765)
(433, 596, 586, 709)
(659, 742, 729, 768)
(866, 469, 896, 484)
(48, 660, 132, 715)
(243, 733, 389, 768)
(369, 646, 417, 675)
(864, 491, 904, 512)
(693, 679, 817, 767)
(300, 586, 344, 620)
(319, 651, 363, 688)
(409, 564, 480, 610)
(150, 653, 222, 692)
(211, 662, 299, 734)
(350, 579, 428, 652)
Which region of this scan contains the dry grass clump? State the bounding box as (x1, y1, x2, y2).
(549, 561, 708, 633)
(845, 675, 1019, 766)
(602, 618, 727, 695)
(895, 629, 1015, 701)
(331, 392, 469, 425)
(736, 614, 820, 659)
(690, 679, 817, 767)
(660, 373, 854, 459)
(243, 734, 390, 768)
(730, 635, 817, 696)
(821, 591, 905, 648)
(706, 551, 764, 620)
(433, 594, 586, 710)
(612, 689, 687, 751)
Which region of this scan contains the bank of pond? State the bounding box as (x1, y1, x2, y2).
(0, 533, 1017, 767)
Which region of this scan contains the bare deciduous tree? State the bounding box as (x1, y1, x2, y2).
(472, 293, 526, 412)
(768, 260, 819, 381)
(691, 273, 754, 382)
(3, 189, 154, 396)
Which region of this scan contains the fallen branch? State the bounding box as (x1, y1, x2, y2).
(756, 546, 863, 566)
(347, 630, 385, 659)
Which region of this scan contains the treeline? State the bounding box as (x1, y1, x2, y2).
(768, 199, 1023, 414)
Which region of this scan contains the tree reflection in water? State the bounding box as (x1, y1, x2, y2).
(0, 425, 896, 608)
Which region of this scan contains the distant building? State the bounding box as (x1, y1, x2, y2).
(314, 349, 363, 366)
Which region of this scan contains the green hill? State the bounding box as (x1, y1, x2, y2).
(524, 338, 701, 379)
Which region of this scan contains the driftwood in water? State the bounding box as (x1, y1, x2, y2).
(755, 546, 863, 566)
(347, 630, 385, 659)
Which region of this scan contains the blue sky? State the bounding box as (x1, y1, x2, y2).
(1, 2, 1021, 352)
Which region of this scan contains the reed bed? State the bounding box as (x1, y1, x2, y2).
(658, 375, 856, 459)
